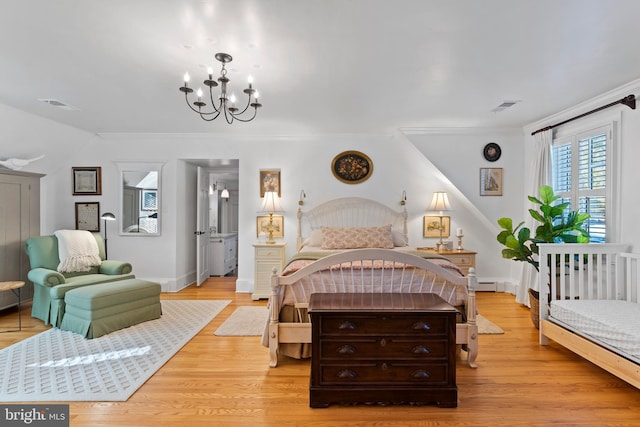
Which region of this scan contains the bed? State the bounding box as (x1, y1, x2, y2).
(538, 243, 640, 388)
(261, 197, 479, 368)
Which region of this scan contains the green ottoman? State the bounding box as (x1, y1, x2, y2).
(60, 278, 162, 338)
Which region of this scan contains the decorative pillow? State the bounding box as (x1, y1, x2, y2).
(321, 225, 394, 249)
(392, 229, 408, 247)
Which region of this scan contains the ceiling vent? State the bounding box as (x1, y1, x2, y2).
(38, 98, 79, 111)
(491, 100, 520, 113)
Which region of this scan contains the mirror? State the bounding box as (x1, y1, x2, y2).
(116, 161, 164, 236)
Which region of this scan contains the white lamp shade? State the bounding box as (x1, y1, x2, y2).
(260, 191, 283, 213)
(221, 188, 230, 198)
(427, 192, 452, 214)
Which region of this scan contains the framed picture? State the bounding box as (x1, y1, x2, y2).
(72, 166, 102, 196)
(260, 169, 281, 197)
(483, 142, 502, 162)
(423, 215, 450, 238)
(256, 215, 284, 238)
(331, 150, 373, 184)
(141, 189, 157, 211)
(480, 167, 503, 196)
(75, 202, 100, 232)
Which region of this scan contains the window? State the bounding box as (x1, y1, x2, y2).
(552, 125, 611, 243)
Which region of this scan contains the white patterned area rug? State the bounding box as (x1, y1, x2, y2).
(477, 314, 504, 334)
(0, 299, 230, 402)
(214, 306, 268, 336)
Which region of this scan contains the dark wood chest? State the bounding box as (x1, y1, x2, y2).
(308, 293, 458, 408)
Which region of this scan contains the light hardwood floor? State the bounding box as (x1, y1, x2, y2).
(1, 278, 638, 427)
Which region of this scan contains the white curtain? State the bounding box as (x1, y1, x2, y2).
(515, 129, 553, 305)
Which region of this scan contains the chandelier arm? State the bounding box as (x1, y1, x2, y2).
(184, 92, 222, 116)
(208, 87, 221, 113)
(228, 107, 258, 122)
(200, 109, 223, 122)
(231, 96, 253, 116)
(223, 106, 234, 124)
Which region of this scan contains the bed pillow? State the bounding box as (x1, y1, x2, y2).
(321, 225, 394, 249)
(392, 230, 408, 247)
(302, 228, 323, 248)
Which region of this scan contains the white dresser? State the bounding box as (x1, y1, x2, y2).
(252, 242, 286, 300)
(210, 233, 238, 276)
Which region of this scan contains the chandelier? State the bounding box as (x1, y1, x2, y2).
(179, 52, 262, 123)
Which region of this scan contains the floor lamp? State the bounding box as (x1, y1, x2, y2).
(100, 212, 116, 259)
(427, 192, 452, 251)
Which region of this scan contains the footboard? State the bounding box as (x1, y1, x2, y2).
(266, 248, 478, 368)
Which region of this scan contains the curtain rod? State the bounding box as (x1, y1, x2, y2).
(531, 94, 636, 136)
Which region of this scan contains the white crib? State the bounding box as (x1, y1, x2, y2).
(538, 243, 640, 388)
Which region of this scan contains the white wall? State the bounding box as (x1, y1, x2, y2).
(3, 76, 640, 294)
(404, 128, 525, 289)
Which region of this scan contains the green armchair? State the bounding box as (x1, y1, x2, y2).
(25, 232, 134, 327)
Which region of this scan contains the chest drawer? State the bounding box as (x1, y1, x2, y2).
(319, 362, 451, 385)
(318, 314, 450, 336)
(320, 337, 449, 360)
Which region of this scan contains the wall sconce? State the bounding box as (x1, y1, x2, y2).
(400, 190, 407, 206)
(221, 186, 229, 199)
(298, 189, 306, 206)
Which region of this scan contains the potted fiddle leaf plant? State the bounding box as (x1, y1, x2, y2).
(496, 185, 590, 328)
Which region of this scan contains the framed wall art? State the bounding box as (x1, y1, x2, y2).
(331, 150, 373, 184)
(75, 202, 100, 232)
(256, 215, 284, 238)
(483, 142, 502, 162)
(423, 215, 450, 238)
(260, 169, 281, 197)
(480, 167, 503, 196)
(72, 166, 102, 196)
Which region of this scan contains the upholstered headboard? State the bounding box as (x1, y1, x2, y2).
(296, 197, 408, 251)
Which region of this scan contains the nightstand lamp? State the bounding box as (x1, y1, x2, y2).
(260, 191, 284, 244)
(427, 191, 452, 251)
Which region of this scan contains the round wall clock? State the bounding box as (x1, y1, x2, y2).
(483, 142, 502, 162)
(331, 150, 373, 184)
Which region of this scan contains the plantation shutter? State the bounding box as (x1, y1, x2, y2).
(552, 126, 610, 243)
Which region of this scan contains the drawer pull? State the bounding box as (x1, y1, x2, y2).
(381, 363, 388, 370)
(411, 345, 430, 354)
(410, 369, 431, 379)
(336, 344, 357, 354)
(379, 338, 387, 347)
(411, 321, 431, 331)
(336, 369, 357, 379)
(338, 320, 357, 330)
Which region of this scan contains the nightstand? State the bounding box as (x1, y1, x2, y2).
(252, 242, 286, 300)
(417, 248, 476, 276)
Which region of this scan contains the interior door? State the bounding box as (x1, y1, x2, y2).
(195, 167, 210, 286)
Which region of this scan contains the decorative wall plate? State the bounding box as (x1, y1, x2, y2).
(483, 142, 501, 162)
(331, 150, 373, 184)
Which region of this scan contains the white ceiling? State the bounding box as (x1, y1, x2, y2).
(1, 0, 640, 136)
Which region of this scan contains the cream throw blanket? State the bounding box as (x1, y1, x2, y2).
(54, 230, 102, 273)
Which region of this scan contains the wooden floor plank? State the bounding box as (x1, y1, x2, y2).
(1, 278, 638, 426)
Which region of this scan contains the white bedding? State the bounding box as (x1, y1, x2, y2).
(550, 299, 640, 360)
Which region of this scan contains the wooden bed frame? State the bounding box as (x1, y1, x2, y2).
(538, 243, 640, 388)
(266, 197, 479, 368)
